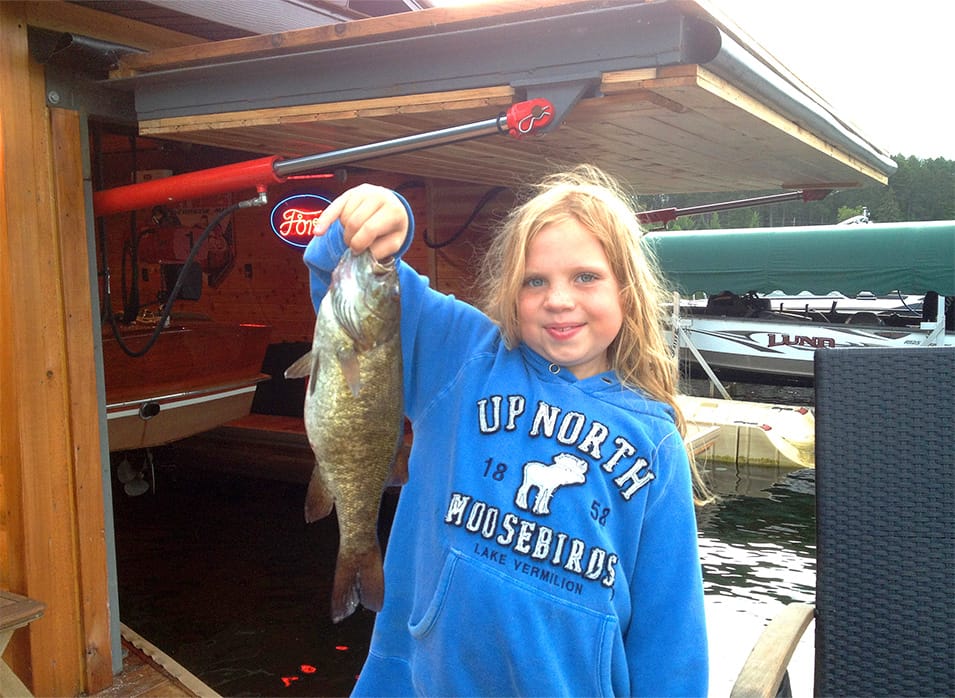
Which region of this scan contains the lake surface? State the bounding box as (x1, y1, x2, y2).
(112, 448, 816, 697)
(699, 461, 816, 696)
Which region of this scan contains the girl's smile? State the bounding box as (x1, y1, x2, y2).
(517, 219, 623, 379)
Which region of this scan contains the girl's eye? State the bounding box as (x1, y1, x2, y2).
(524, 277, 545, 288)
(577, 272, 598, 283)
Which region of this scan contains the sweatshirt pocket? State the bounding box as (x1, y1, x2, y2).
(408, 548, 616, 697)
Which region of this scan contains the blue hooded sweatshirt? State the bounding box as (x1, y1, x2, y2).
(303, 194, 708, 697)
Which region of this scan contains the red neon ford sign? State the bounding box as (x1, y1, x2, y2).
(270, 193, 332, 248)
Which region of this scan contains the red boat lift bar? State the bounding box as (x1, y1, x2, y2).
(92, 99, 555, 217)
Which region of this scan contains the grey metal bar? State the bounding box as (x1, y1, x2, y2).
(273, 114, 505, 176)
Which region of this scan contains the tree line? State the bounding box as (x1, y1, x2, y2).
(639, 155, 954, 230)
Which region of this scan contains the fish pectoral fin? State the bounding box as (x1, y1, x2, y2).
(284, 352, 314, 379)
(336, 347, 362, 397)
(331, 546, 384, 623)
(304, 465, 334, 523)
(386, 442, 410, 487)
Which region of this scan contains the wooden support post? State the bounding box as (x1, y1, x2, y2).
(0, 4, 112, 694)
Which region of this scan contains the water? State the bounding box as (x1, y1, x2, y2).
(112, 449, 816, 697)
(112, 454, 387, 697)
(699, 462, 816, 696)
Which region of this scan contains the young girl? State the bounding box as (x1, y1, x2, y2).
(304, 165, 709, 697)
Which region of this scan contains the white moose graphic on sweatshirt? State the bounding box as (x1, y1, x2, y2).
(515, 452, 588, 515)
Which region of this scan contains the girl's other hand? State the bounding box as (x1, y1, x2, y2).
(314, 183, 409, 261)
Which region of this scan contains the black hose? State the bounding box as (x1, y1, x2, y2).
(106, 202, 241, 357)
(423, 186, 508, 249)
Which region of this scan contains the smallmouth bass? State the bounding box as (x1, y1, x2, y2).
(286, 249, 404, 623)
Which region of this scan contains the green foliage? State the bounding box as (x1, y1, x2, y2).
(640, 155, 954, 229)
(837, 205, 865, 222)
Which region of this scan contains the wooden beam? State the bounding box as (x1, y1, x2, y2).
(51, 107, 113, 693)
(689, 66, 888, 185)
(604, 64, 888, 187)
(25, 0, 202, 50)
(139, 85, 516, 136)
(0, 17, 29, 691)
(731, 603, 815, 698)
(112, 0, 620, 77)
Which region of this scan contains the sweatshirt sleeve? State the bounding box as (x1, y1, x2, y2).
(626, 433, 709, 697)
(393, 264, 497, 422)
(302, 191, 415, 314)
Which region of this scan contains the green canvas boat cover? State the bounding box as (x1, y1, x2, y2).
(643, 220, 955, 296)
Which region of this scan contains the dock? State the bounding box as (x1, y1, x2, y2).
(679, 395, 815, 469)
(92, 626, 220, 698)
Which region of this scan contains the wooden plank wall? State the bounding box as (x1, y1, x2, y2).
(95, 148, 508, 346)
(426, 179, 516, 304)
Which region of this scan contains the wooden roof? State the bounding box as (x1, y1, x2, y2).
(105, 0, 896, 194)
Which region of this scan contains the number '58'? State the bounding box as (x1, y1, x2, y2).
(591, 500, 610, 526)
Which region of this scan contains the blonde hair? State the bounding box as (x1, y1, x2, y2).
(479, 165, 711, 504)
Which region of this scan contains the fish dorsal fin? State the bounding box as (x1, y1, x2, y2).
(337, 346, 362, 397)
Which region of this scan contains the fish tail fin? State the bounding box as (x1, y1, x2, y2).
(331, 546, 384, 623)
(304, 465, 334, 523)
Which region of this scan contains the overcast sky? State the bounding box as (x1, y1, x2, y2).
(712, 0, 954, 160)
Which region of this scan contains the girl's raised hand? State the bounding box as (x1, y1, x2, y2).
(314, 183, 409, 261)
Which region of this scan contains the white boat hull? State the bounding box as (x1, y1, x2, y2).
(106, 375, 268, 451)
(671, 315, 954, 381)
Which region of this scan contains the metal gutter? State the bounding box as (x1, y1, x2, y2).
(702, 29, 898, 176)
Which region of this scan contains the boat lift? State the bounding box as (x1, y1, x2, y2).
(637, 188, 832, 229)
(93, 98, 555, 217)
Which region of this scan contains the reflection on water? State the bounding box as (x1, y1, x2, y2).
(698, 461, 816, 696)
(112, 450, 816, 697)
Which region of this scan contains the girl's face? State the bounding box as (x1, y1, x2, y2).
(517, 219, 623, 379)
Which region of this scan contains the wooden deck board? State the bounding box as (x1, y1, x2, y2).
(91, 626, 220, 698)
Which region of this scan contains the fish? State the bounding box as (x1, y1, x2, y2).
(285, 249, 405, 623)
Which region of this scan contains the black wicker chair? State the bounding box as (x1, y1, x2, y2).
(732, 346, 955, 697)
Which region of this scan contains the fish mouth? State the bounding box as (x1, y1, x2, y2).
(369, 256, 396, 276)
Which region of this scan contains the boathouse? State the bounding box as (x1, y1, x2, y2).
(0, 1, 894, 693)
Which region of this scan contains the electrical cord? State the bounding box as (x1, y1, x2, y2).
(423, 185, 508, 249)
